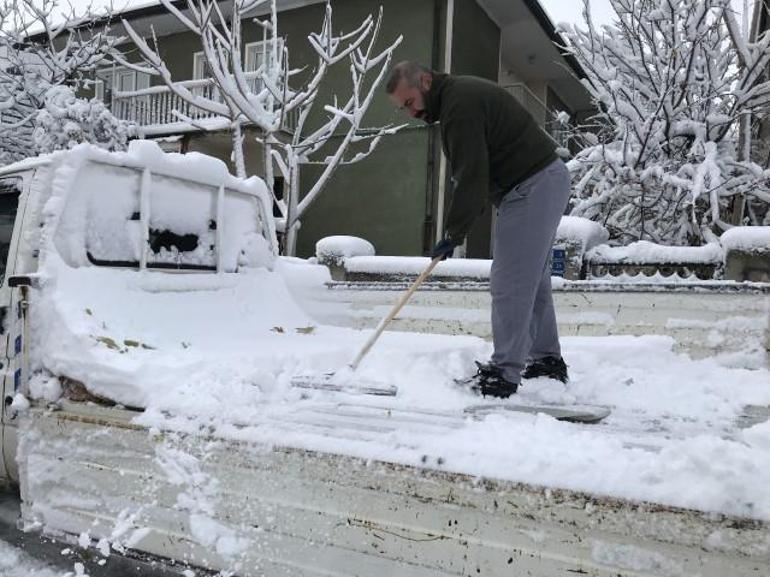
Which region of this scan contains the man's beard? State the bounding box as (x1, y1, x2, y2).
(415, 88, 431, 122)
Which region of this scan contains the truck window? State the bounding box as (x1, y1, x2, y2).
(0, 177, 21, 283)
(66, 161, 272, 272)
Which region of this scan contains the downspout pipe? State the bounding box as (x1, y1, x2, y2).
(433, 0, 453, 247)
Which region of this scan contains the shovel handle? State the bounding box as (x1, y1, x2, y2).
(349, 256, 443, 370)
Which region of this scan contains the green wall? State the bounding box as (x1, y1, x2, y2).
(286, 0, 437, 257)
(298, 127, 429, 256)
(447, 0, 501, 259)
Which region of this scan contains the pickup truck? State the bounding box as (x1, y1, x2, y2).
(0, 142, 767, 576)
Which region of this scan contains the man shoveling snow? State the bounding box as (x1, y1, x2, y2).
(386, 61, 571, 397)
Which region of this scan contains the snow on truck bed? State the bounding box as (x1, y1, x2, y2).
(24, 143, 770, 523)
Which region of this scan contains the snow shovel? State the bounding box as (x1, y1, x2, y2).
(291, 255, 444, 396)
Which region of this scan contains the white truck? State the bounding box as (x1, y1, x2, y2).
(0, 143, 767, 576)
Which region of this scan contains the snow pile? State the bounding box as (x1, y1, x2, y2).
(720, 226, 770, 253)
(555, 216, 609, 252)
(131, 334, 770, 521)
(587, 241, 724, 264)
(44, 141, 275, 272)
(316, 235, 375, 265)
(346, 255, 492, 279)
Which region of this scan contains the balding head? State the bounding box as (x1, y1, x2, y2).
(385, 61, 432, 94)
(386, 61, 434, 122)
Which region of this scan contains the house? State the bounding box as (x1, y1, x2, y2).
(80, 0, 593, 258)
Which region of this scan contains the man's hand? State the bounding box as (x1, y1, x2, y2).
(430, 238, 456, 260)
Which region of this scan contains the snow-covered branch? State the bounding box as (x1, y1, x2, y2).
(0, 0, 126, 163)
(559, 0, 770, 245)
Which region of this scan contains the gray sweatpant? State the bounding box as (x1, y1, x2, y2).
(490, 159, 571, 383)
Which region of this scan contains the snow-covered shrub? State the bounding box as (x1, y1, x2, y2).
(720, 226, 770, 254)
(316, 235, 375, 267)
(33, 86, 133, 154)
(0, 0, 119, 165)
(555, 216, 609, 254)
(560, 0, 770, 246)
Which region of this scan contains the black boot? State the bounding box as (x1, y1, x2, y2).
(522, 356, 569, 383)
(466, 361, 519, 399)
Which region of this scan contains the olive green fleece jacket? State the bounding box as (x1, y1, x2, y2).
(425, 74, 558, 244)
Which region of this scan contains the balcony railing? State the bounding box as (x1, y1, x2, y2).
(110, 75, 299, 135)
(502, 83, 572, 149)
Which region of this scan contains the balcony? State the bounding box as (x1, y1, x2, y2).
(110, 75, 299, 136)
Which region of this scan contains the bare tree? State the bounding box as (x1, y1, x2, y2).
(120, 0, 403, 255)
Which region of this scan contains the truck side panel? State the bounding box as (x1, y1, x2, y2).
(17, 404, 770, 577)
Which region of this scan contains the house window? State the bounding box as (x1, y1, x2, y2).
(94, 68, 150, 104)
(244, 39, 283, 92)
(94, 67, 150, 122)
(94, 78, 104, 101)
(193, 51, 207, 81)
(192, 51, 219, 102)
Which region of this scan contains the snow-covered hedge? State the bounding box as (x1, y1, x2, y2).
(720, 227, 770, 254)
(586, 241, 724, 265)
(33, 86, 134, 154)
(555, 216, 609, 253)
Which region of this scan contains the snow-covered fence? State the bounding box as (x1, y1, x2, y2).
(584, 242, 725, 281)
(316, 219, 770, 283)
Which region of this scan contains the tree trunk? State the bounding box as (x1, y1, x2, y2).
(284, 157, 300, 257)
(730, 112, 750, 225)
(231, 120, 246, 179)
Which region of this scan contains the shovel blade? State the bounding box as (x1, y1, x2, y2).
(291, 373, 398, 397)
